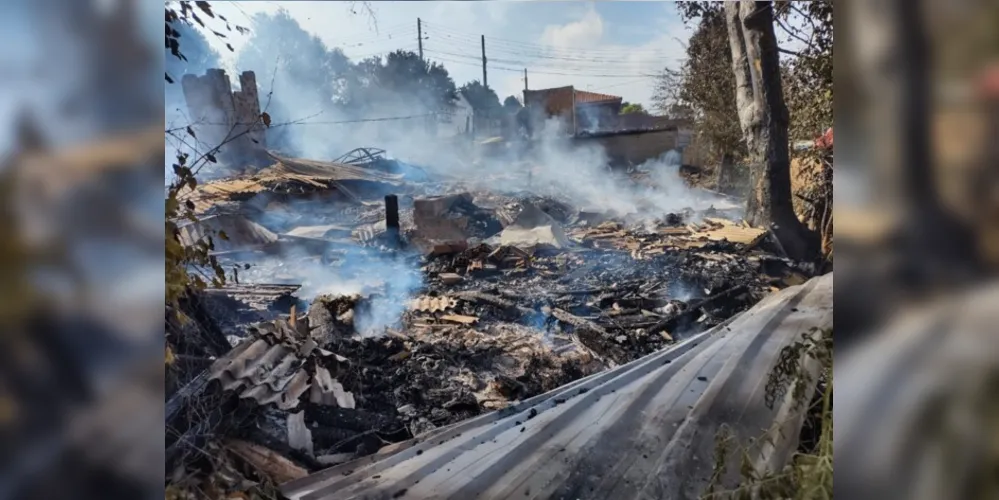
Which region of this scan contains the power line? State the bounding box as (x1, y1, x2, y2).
(429, 31, 676, 62)
(290, 112, 438, 125)
(324, 28, 417, 48)
(349, 44, 419, 60)
(423, 47, 667, 72)
(588, 77, 658, 91)
(423, 49, 661, 77)
(188, 112, 439, 129)
(426, 54, 658, 78)
(422, 21, 680, 56)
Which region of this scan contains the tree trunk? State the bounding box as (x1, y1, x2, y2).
(725, 1, 816, 262)
(849, 0, 978, 281)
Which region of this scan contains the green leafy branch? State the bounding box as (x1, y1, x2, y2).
(702, 327, 833, 500)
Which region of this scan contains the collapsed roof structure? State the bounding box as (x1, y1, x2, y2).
(167, 69, 831, 500)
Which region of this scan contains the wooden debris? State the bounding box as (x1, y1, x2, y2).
(225, 439, 308, 484)
(551, 308, 609, 336)
(439, 273, 463, 285)
(441, 314, 479, 325)
(699, 224, 767, 246)
(453, 291, 517, 310)
(388, 349, 411, 361)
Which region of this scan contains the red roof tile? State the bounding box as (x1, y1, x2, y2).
(523, 86, 623, 115)
(572, 89, 622, 104)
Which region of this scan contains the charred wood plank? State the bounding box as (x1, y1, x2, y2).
(305, 406, 402, 434)
(648, 285, 748, 336)
(551, 308, 610, 336)
(454, 291, 516, 309)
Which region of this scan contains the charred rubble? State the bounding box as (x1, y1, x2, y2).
(165, 147, 816, 490)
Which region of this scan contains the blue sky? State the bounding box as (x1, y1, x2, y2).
(199, 1, 693, 110)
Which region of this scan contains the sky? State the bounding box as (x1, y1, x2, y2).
(197, 1, 693, 110)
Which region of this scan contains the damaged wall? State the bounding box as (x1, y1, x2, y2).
(181, 69, 269, 169)
(574, 128, 681, 167)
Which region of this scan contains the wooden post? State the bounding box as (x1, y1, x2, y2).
(417, 18, 423, 60)
(481, 35, 488, 88)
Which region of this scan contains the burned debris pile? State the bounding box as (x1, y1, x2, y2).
(166, 147, 818, 493)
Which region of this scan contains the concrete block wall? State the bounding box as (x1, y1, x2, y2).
(180, 69, 268, 169)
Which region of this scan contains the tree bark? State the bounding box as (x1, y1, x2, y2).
(725, 1, 816, 262)
(849, 0, 978, 281)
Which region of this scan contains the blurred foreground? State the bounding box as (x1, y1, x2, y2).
(0, 0, 995, 499)
(834, 1, 999, 499)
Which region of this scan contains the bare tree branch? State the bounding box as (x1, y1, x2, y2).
(774, 14, 816, 53)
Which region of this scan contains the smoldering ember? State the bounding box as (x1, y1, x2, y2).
(166, 17, 833, 494)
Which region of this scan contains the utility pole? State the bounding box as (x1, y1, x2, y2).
(481, 35, 487, 87)
(417, 18, 423, 60)
(524, 68, 528, 90)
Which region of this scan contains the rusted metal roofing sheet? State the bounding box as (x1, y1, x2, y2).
(282, 273, 833, 500)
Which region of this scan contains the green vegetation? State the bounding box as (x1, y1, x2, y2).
(703, 327, 833, 500)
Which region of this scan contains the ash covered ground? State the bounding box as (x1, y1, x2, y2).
(167, 145, 816, 479)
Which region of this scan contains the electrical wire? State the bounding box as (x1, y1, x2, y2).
(422, 48, 663, 77)
(428, 32, 676, 63)
(422, 21, 678, 56)
(587, 77, 659, 91)
(324, 27, 417, 47)
(425, 54, 658, 78)
(422, 47, 667, 73)
(186, 112, 439, 128)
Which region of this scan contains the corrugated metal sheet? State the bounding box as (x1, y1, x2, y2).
(282, 273, 833, 500)
(835, 282, 999, 500)
(408, 295, 459, 313)
(178, 214, 278, 252)
(210, 337, 312, 410)
(208, 319, 354, 411)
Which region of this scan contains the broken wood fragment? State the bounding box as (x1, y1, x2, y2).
(453, 291, 516, 310)
(551, 308, 609, 336)
(225, 439, 308, 484)
(441, 314, 479, 325)
(439, 273, 463, 285)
